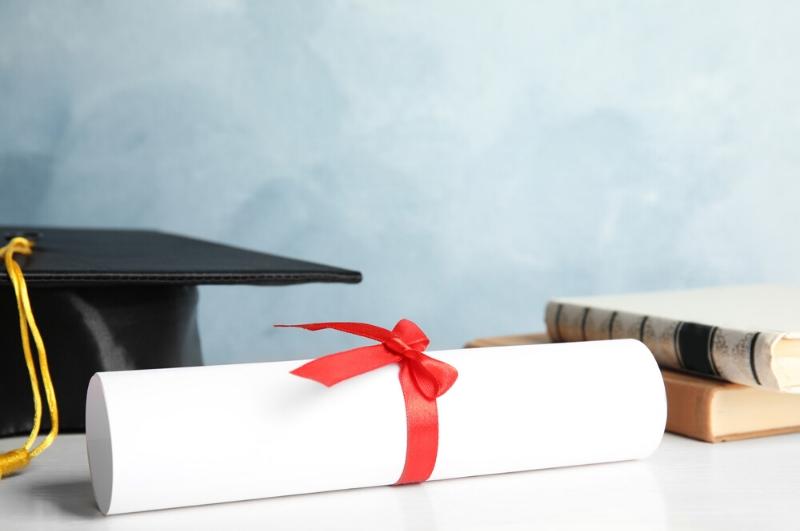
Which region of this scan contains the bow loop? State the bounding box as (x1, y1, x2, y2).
(411, 352, 458, 399)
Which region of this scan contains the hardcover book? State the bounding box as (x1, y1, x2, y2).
(545, 285, 800, 392)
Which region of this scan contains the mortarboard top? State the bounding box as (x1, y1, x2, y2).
(0, 227, 362, 437)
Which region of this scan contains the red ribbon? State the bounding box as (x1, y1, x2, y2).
(277, 319, 458, 484)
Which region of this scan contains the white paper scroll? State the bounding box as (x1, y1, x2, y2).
(86, 339, 666, 515)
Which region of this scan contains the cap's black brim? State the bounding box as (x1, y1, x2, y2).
(1, 227, 362, 287)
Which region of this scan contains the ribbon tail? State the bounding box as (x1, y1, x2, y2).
(395, 363, 439, 484)
(276, 322, 394, 343)
(291, 344, 397, 387)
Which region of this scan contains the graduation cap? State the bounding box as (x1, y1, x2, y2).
(0, 227, 361, 440)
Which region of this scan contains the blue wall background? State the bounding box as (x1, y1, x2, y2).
(2, 1, 799, 363)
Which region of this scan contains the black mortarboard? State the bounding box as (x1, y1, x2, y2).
(0, 227, 361, 437)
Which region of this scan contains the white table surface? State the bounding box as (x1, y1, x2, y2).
(0, 432, 797, 530)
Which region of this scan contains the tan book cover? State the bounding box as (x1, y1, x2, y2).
(662, 370, 800, 442)
(465, 333, 800, 443)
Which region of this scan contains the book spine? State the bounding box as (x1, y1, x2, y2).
(544, 301, 783, 390)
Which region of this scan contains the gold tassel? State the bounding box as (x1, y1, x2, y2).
(0, 448, 30, 479)
(0, 236, 58, 478)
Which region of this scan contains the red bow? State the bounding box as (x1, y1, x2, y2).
(277, 319, 458, 484)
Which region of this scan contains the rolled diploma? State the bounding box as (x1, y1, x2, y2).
(86, 339, 666, 515)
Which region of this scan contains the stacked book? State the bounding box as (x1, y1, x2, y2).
(467, 285, 800, 442)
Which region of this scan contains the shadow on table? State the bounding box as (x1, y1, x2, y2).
(29, 478, 101, 518)
(21, 461, 667, 529)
